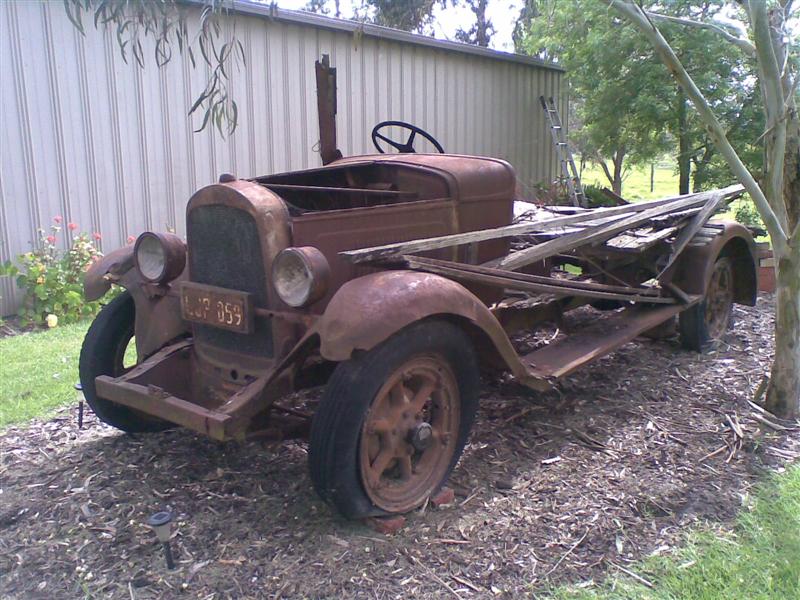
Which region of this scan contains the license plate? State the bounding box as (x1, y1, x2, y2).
(181, 283, 254, 334)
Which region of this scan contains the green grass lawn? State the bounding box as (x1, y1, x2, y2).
(580, 162, 680, 201)
(551, 464, 800, 599)
(0, 321, 89, 427)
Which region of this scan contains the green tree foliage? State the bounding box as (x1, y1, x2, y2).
(454, 0, 495, 47)
(654, 1, 764, 194)
(518, 1, 762, 197)
(364, 0, 442, 33)
(520, 1, 672, 194)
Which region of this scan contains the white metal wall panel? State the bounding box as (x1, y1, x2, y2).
(0, 1, 565, 315)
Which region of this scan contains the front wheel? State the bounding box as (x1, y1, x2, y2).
(679, 256, 735, 352)
(308, 321, 479, 519)
(79, 292, 171, 433)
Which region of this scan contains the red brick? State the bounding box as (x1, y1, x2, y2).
(430, 487, 455, 508)
(364, 515, 406, 535)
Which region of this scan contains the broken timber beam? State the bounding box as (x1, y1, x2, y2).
(400, 255, 676, 304)
(484, 185, 742, 272)
(339, 185, 743, 265)
(655, 187, 741, 278)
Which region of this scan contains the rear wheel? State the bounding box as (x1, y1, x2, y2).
(79, 292, 171, 433)
(679, 256, 734, 352)
(308, 321, 479, 518)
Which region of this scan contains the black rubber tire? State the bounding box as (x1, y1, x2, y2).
(678, 257, 734, 352)
(308, 320, 480, 519)
(79, 292, 171, 433)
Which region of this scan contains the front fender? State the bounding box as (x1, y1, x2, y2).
(665, 221, 758, 305)
(313, 270, 540, 386)
(84, 243, 189, 359)
(84, 246, 135, 301)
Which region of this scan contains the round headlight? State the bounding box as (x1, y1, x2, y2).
(133, 232, 186, 284)
(272, 247, 330, 308)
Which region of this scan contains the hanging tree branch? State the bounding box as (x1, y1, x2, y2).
(607, 0, 790, 254)
(63, 0, 245, 136)
(644, 11, 757, 56)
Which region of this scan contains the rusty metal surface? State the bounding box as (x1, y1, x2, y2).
(311, 270, 544, 389)
(83, 246, 135, 302)
(359, 354, 459, 513)
(522, 302, 697, 380)
(662, 221, 758, 304)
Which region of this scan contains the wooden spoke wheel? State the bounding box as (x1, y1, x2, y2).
(359, 356, 460, 513)
(679, 256, 735, 352)
(309, 321, 479, 519)
(704, 257, 734, 340)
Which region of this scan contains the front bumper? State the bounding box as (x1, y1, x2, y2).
(95, 339, 284, 441)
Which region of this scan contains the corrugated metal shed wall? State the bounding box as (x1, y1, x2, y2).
(0, 1, 565, 316)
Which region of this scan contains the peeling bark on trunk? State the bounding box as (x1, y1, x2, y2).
(766, 242, 800, 418)
(767, 115, 800, 418)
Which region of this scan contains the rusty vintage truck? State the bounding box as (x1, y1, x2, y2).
(80, 57, 758, 519)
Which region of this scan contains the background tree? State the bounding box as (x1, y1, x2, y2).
(521, 1, 672, 195)
(610, 0, 800, 417)
(359, 0, 442, 33)
(656, 1, 763, 194)
(454, 0, 495, 47)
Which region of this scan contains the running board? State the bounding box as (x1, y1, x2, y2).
(522, 300, 699, 380)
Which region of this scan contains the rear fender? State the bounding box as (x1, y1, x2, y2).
(664, 221, 758, 305)
(312, 270, 541, 386)
(84, 244, 190, 358)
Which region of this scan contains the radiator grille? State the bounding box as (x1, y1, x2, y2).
(187, 204, 273, 356)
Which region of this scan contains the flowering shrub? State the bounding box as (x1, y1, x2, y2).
(0, 217, 118, 327)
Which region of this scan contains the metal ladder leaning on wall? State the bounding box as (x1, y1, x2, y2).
(540, 96, 586, 208)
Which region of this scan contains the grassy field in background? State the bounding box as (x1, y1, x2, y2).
(0, 321, 89, 427)
(578, 160, 766, 242)
(580, 162, 680, 201)
(551, 464, 800, 599)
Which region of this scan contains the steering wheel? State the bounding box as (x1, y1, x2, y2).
(371, 120, 445, 154)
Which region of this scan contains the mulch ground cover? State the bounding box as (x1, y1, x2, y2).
(1, 294, 798, 599)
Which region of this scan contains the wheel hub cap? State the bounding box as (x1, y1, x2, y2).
(409, 422, 434, 451)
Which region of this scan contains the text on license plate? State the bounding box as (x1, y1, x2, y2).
(181, 284, 253, 334)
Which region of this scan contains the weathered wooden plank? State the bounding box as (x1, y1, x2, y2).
(404, 255, 663, 296)
(485, 187, 742, 272)
(656, 189, 737, 277)
(339, 187, 741, 264)
(604, 226, 678, 251)
(401, 256, 676, 304)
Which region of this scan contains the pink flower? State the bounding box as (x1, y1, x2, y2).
(68, 222, 78, 231)
(46, 235, 56, 244)
(127, 235, 136, 244)
(92, 232, 102, 241)
(54, 216, 63, 224)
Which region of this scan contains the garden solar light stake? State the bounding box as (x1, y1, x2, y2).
(146, 511, 175, 570)
(74, 383, 84, 429)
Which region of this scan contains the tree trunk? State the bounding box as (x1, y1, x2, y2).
(765, 241, 800, 419)
(597, 149, 626, 195)
(612, 149, 625, 195)
(677, 90, 691, 194)
(692, 146, 714, 192)
(766, 114, 800, 418)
